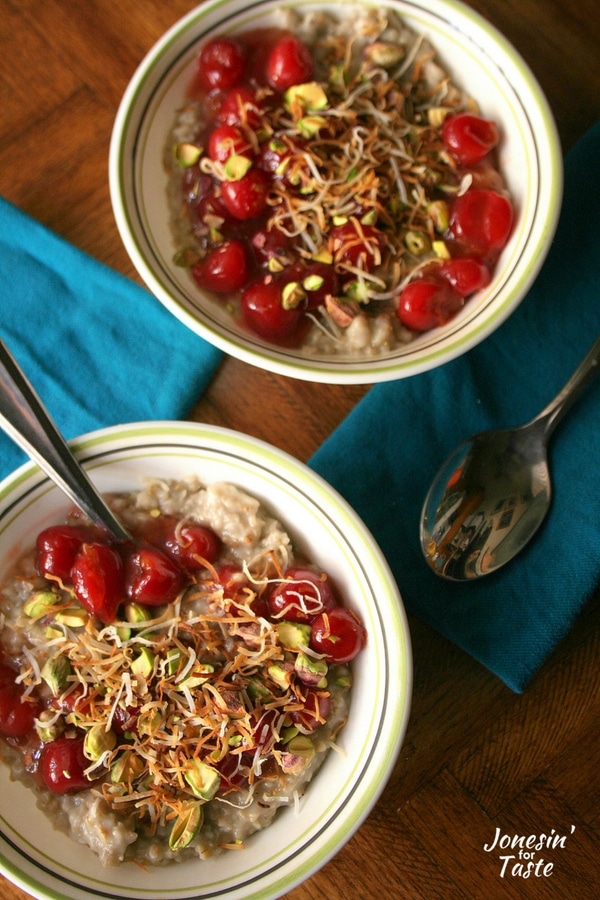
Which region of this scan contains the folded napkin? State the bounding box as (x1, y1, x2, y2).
(0, 197, 222, 478)
(310, 120, 600, 692)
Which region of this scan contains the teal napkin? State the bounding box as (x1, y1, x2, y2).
(310, 120, 600, 692)
(0, 197, 222, 477)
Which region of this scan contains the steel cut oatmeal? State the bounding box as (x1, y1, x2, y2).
(0, 478, 365, 866)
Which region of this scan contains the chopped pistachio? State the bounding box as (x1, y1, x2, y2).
(35, 709, 64, 743)
(110, 749, 145, 784)
(432, 240, 451, 259)
(284, 82, 328, 112)
(297, 115, 326, 138)
(169, 800, 203, 851)
(276, 621, 312, 650)
(131, 647, 155, 679)
(344, 281, 370, 304)
(404, 230, 431, 256)
(428, 107, 451, 128)
(23, 590, 61, 619)
(223, 153, 253, 181)
(312, 247, 333, 265)
(124, 603, 153, 625)
(295, 651, 328, 686)
(184, 758, 220, 801)
(174, 142, 202, 168)
(279, 736, 315, 772)
(281, 281, 306, 310)
(41, 654, 72, 697)
(268, 662, 294, 690)
(137, 706, 164, 737)
(84, 723, 117, 762)
(54, 608, 88, 628)
(360, 209, 378, 227)
(427, 199, 450, 233)
(303, 273, 324, 293)
(363, 41, 405, 69)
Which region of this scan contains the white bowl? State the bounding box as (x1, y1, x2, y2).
(0, 422, 411, 900)
(109, 0, 561, 384)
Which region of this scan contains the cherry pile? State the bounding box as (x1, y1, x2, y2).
(171, 24, 514, 344)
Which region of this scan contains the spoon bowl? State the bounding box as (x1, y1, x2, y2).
(421, 334, 600, 580)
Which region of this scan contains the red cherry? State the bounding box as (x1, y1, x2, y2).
(71, 542, 124, 624)
(310, 607, 367, 663)
(329, 221, 384, 272)
(397, 279, 464, 331)
(207, 124, 254, 163)
(217, 86, 264, 129)
(442, 113, 500, 166)
(36, 524, 96, 582)
(197, 37, 245, 91)
(289, 688, 331, 732)
(162, 523, 222, 572)
(266, 35, 314, 90)
(39, 735, 91, 794)
(124, 545, 186, 607)
(192, 240, 249, 293)
(0, 664, 41, 738)
(268, 567, 338, 623)
(220, 169, 270, 220)
(240, 278, 303, 340)
(449, 189, 514, 260)
(438, 257, 491, 297)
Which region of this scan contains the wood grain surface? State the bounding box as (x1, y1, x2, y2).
(1, 1, 599, 898)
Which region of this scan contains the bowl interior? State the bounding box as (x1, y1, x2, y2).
(109, 0, 562, 383)
(0, 423, 411, 900)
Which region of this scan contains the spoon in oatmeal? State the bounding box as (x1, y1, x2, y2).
(0, 339, 130, 541)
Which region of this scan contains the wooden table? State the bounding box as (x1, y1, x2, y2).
(1, 1, 599, 897)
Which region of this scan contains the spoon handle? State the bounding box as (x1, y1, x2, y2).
(0, 340, 129, 541)
(532, 333, 600, 437)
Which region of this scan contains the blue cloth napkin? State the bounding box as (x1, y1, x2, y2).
(310, 120, 600, 692)
(0, 197, 222, 477)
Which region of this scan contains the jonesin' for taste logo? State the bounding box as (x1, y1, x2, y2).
(484, 825, 576, 878)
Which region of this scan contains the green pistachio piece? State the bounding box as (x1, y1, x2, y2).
(54, 608, 88, 628)
(297, 115, 326, 138)
(131, 647, 155, 679)
(174, 142, 202, 168)
(279, 735, 315, 773)
(404, 230, 431, 256)
(276, 621, 312, 650)
(303, 274, 325, 293)
(432, 240, 451, 259)
(137, 706, 164, 737)
(124, 602, 153, 624)
(169, 800, 203, 851)
(23, 590, 61, 619)
(363, 42, 405, 69)
(312, 247, 333, 265)
(223, 154, 252, 181)
(84, 723, 117, 762)
(35, 709, 64, 743)
(110, 749, 146, 784)
(427, 199, 450, 233)
(281, 281, 306, 310)
(268, 663, 294, 691)
(344, 281, 370, 304)
(295, 651, 328, 686)
(284, 82, 328, 112)
(184, 759, 220, 801)
(174, 663, 215, 691)
(40, 654, 72, 697)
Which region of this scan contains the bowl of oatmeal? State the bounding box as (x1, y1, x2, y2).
(0, 421, 411, 900)
(109, 0, 561, 383)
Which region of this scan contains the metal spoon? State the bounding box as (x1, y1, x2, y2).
(420, 333, 600, 581)
(0, 339, 130, 541)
